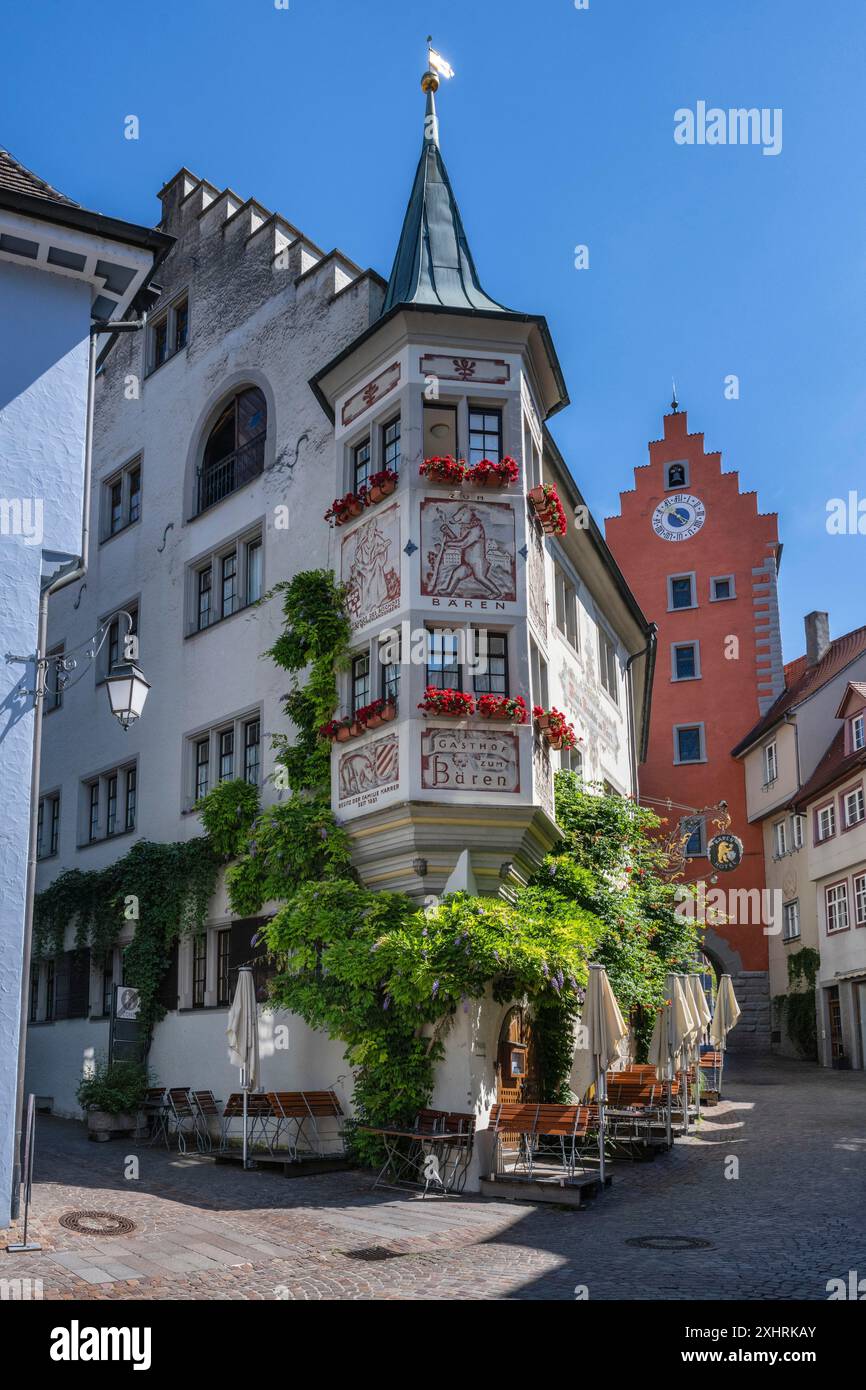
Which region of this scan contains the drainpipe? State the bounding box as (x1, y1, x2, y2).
(10, 319, 145, 1219)
(625, 624, 657, 802)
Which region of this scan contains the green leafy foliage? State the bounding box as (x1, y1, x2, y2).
(773, 947, 820, 1060)
(196, 778, 259, 858)
(75, 1059, 151, 1115)
(34, 838, 219, 1035)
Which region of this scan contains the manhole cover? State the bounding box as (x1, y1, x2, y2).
(626, 1235, 713, 1251)
(59, 1211, 136, 1237)
(342, 1246, 402, 1262)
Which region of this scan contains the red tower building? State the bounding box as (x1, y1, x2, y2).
(606, 405, 782, 1049)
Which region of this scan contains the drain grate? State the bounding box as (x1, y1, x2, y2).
(59, 1210, 136, 1237)
(341, 1246, 403, 1262)
(626, 1235, 713, 1251)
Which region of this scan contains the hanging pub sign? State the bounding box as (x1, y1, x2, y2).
(707, 833, 744, 872)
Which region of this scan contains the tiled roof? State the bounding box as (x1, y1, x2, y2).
(732, 624, 866, 756)
(0, 148, 77, 205)
(792, 728, 866, 810)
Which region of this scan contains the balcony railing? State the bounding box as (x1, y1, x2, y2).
(196, 434, 265, 515)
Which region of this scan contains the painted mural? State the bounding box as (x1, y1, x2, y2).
(342, 503, 401, 630)
(421, 725, 520, 793)
(556, 651, 621, 761)
(527, 523, 547, 638)
(421, 499, 516, 603)
(338, 732, 400, 810)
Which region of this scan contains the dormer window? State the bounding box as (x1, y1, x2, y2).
(852, 714, 865, 752)
(666, 462, 687, 489)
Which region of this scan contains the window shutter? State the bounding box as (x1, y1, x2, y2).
(228, 917, 272, 1002)
(157, 943, 179, 1011)
(67, 949, 91, 1019)
(52, 952, 72, 1020)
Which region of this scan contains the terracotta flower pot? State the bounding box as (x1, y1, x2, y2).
(548, 736, 564, 750)
(528, 485, 547, 504)
(381, 703, 396, 721)
(366, 714, 383, 729)
(335, 725, 352, 742)
(349, 720, 365, 737)
(535, 713, 551, 729)
(369, 486, 384, 503)
(381, 479, 396, 495)
(347, 500, 364, 519)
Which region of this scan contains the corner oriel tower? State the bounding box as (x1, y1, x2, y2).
(309, 61, 573, 898)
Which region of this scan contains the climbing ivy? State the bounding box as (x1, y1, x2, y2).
(33, 837, 219, 1036)
(773, 947, 820, 1061)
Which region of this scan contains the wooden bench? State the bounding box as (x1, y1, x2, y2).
(266, 1090, 346, 1159)
(488, 1102, 593, 1181)
(220, 1092, 277, 1154)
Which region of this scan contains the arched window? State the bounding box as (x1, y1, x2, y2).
(196, 385, 267, 514)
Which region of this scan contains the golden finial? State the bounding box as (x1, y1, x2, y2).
(422, 34, 439, 91)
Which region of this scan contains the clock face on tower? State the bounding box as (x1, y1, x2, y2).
(651, 493, 706, 542)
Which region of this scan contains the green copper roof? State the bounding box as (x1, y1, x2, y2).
(381, 87, 508, 316)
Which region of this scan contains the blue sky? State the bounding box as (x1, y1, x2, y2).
(5, 0, 865, 657)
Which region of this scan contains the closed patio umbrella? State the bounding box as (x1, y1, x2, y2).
(674, 974, 699, 1134)
(227, 965, 259, 1169)
(685, 972, 712, 1119)
(581, 963, 628, 1185)
(709, 973, 741, 1095)
(648, 994, 675, 1145)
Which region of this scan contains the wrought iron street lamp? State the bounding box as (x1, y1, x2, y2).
(105, 660, 151, 730)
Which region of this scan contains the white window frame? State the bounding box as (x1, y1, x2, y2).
(187, 525, 264, 636)
(825, 881, 849, 934)
(553, 563, 579, 651)
(667, 572, 697, 611)
(852, 714, 866, 752)
(773, 820, 788, 858)
(843, 785, 865, 828)
(671, 640, 701, 681)
(101, 455, 143, 541)
(710, 574, 736, 602)
(792, 814, 805, 849)
(817, 802, 836, 842)
(79, 762, 137, 846)
(763, 742, 778, 787)
(854, 872, 866, 927)
(673, 722, 706, 765)
(782, 900, 800, 941)
(184, 708, 263, 811)
(598, 627, 620, 705)
(146, 289, 189, 375)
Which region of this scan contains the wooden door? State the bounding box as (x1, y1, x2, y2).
(496, 1007, 538, 1104)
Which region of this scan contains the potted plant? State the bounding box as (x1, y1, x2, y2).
(76, 1060, 150, 1142)
(325, 490, 366, 526)
(476, 693, 529, 723)
(358, 697, 386, 729)
(417, 686, 476, 717)
(367, 468, 399, 503)
(533, 705, 577, 750)
(420, 455, 466, 485)
(319, 717, 353, 743)
(380, 696, 397, 721)
(467, 456, 519, 488)
(527, 483, 568, 536)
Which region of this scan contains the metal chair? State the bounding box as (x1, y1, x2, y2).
(166, 1087, 198, 1154)
(143, 1087, 168, 1148)
(191, 1090, 221, 1152)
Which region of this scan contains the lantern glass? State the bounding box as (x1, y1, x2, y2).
(105, 662, 150, 729)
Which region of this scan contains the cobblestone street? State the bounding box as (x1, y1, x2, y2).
(3, 1054, 864, 1301)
